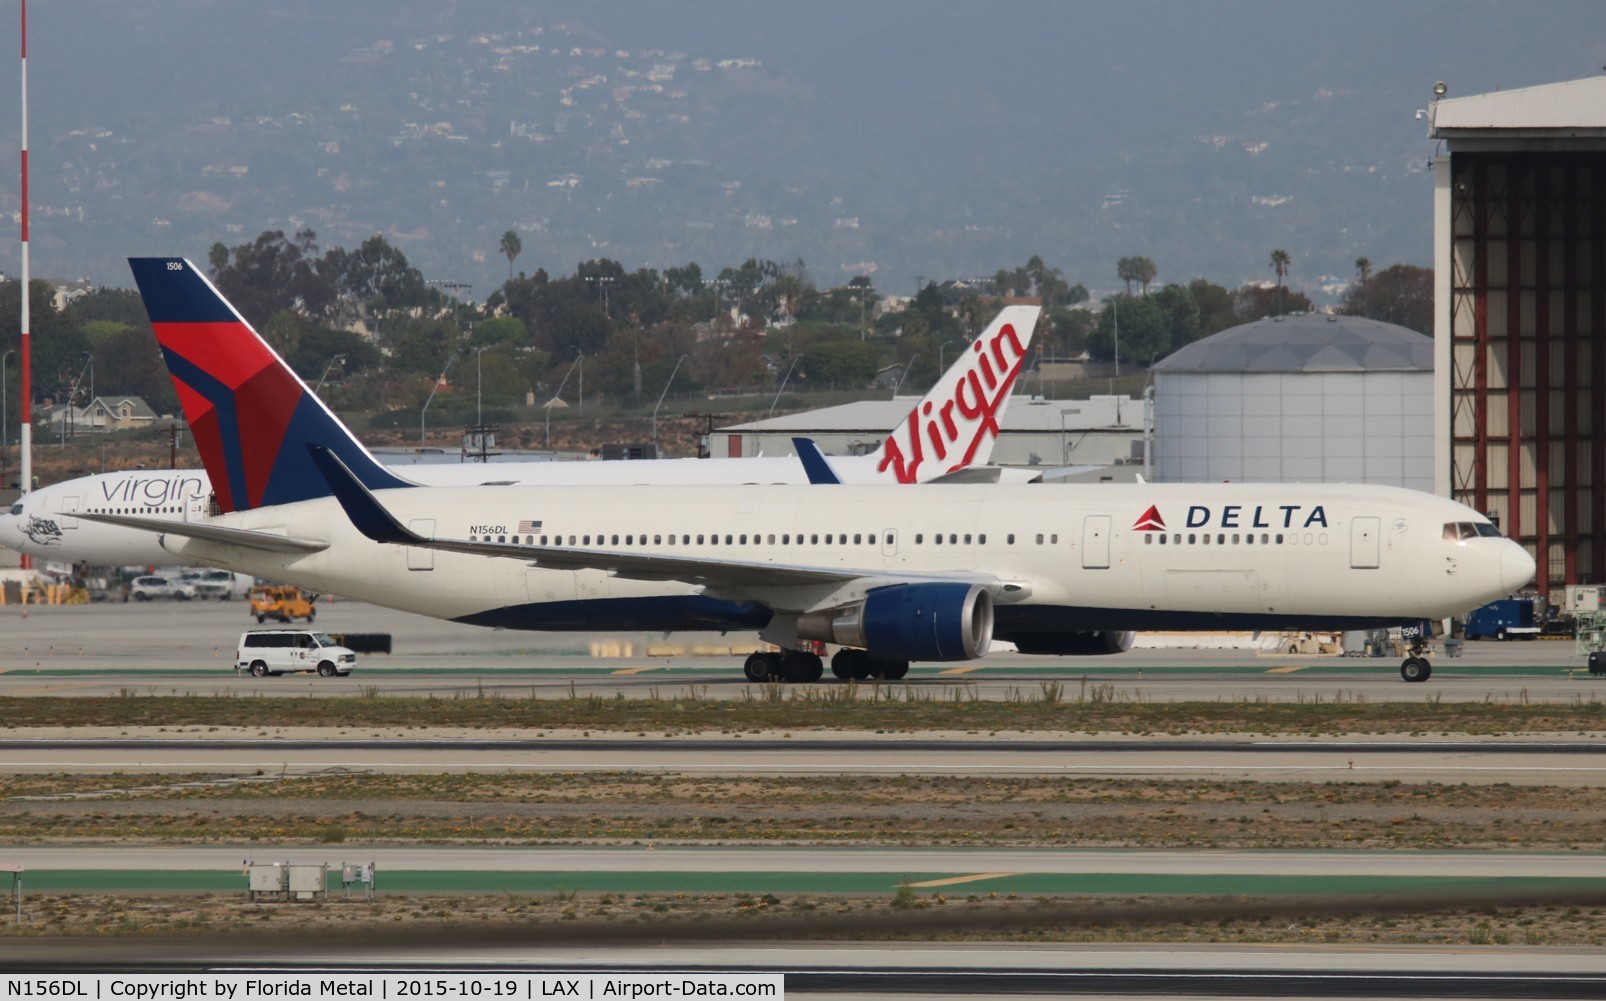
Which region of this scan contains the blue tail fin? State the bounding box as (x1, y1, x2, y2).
(128, 257, 411, 513)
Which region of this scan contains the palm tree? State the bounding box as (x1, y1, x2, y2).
(1269, 249, 1291, 314)
(1354, 256, 1373, 286)
(499, 230, 522, 280)
(1134, 256, 1157, 296)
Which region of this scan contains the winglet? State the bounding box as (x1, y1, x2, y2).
(874, 304, 1040, 483)
(792, 437, 842, 485)
(128, 257, 413, 513)
(307, 444, 419, 546)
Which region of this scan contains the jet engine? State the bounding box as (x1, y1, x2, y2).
(1008, 630, 1135, 656)
(797, 582, 993, 662)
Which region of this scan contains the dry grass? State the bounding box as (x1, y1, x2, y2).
(6, 688, 1606, 734)
(2, 772, 1601, 850)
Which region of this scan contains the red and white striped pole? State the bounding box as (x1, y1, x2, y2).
(17, 0, 31, 504)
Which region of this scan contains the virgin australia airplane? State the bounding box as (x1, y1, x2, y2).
(0, 271, 1040, 567)
(84, 257, 1532, 685)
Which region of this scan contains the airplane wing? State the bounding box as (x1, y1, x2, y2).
(308, 445, 1013, 603)
(78, 513, 330, 554)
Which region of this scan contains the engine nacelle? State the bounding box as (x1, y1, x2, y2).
(797, 582, 993, 662)
(1009, 630, 1135, 656)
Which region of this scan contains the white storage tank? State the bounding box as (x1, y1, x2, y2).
(1151, 313, 1433, 489)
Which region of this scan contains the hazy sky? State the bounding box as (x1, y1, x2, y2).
(0, 0, 1599, 295)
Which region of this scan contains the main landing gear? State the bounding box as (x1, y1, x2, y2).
(830, 648, 909, 682)
(743, 650, 824, 683)
(742, 649, 911, 683)
(1400, 638, 1433, 683)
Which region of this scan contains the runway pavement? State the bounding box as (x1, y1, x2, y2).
(3, 734, 1605, 783)
(1, 599, 1600, 702)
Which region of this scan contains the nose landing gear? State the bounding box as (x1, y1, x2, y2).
(1400, 635, 1433, 682)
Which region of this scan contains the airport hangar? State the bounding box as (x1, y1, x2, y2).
(712, 394, 1145, 471)
(1430, 74, 1606, 602)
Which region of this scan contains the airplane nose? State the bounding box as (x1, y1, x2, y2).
(1501, 542, 1537, 594)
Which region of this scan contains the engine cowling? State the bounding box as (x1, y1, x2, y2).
(796, 582, 993, 662)
(1008, 630, 1135, 656)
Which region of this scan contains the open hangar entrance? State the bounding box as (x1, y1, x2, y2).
(1432, 76, 1606, 601)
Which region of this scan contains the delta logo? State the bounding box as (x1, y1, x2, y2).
(1132, 503, 1330, 532)
(1133, 505, 1166, 531)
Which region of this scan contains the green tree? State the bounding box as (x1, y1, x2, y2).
(92, 326, 177, 416)
(470, 316, 529, 348)
(325, 235, 440, 332)
(1087, 294, 1168, 364)
(1187, 278, 1238, 337)
(1338, 263, 1433, 333)
(499, 230, 522, 280)
(388, 317, 459, 377)
(803, 339, 882, 389)
(208, 229, 336, 328)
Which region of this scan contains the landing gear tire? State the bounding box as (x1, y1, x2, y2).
(876, 659, 910, 681)
(743, 651, 777, 683)
(782, 651, 824, 683)
(1400, 657, 1432, 683)
(831, 648, 872, 681)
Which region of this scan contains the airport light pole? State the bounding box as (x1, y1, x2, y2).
(420, 353, 459, 446)
(314, 354, 345, 400)
(651, 353, 688, 451)
(938, 339, 961, 376)
(1, 348, 12, 453)
(854, 282, 875, 341)
(769, 355, 802, 420)
(584, 275, 616, 319)
(545, 352, 583, 450)
(62, 353, 91, 443)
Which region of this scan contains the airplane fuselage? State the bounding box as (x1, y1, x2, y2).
(162, 481, 1530, 644)
(0, 453, 916, 566)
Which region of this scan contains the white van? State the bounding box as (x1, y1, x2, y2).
(182, 568, 253, 600)
(236, 630, 357, 677)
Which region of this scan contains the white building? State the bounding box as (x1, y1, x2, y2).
(1151, 313, 1433, 489)
(712, 394, 1143, 468)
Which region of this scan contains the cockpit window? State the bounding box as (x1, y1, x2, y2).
(7, 504, 20, 516)
(1443, 521, 1502, 541)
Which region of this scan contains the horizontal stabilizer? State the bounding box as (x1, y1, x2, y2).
(78, 513, 329, 554)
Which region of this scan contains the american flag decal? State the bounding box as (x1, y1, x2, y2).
(518, 519, 543, 533)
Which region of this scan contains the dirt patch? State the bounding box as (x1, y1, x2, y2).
(7, 891, 1606, 948)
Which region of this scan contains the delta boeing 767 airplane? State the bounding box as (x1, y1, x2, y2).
(82, 258, 1533, 684)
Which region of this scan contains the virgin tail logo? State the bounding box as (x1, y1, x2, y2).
(875, 304, 1039, 484)
(1133, 505, 1166, 531)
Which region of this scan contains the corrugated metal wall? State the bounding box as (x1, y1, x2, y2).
(1449, 152, 1606, 596)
